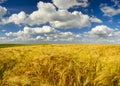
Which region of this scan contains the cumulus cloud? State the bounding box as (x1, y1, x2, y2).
(28, 4, 91, 28)
(6, 26, 57, 39)
(2, 11, 27, 25)
(1, 0, 120, 44)
(3, 25, 120, 44)
(5, 26, 56, 42)
(85, 25, 120, 43)
(26, 1, 56, 25)
(79, 25, 120, 43)
(5, 26, 81, 43)
(1, 1, 101, 29)
(0, 6, 7, 18)
(87, 25, 114, 37)
(100, 5, 120, 16)
(53, 0, 88, 10)
(1, 1, 56, 25)
(50, 10, 90, 28)
(90, 16, 102, 23)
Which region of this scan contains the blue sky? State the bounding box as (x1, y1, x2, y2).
(0, 0, 120, 43)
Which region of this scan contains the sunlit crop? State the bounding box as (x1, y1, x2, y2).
(0, 44, 120, 86)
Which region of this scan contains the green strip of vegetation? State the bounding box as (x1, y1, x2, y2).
(0, 43, 50, 48)
(0, 44, 28, 48)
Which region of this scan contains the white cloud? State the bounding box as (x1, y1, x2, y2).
(0, 37, 7, 40)
(26, 2, 91, 28)
(5, 26, 57, 42)
(6, 26, 57, 37)
(2, 2, 59, 26)
(5, 26, 81, 43)
(79, 25, 120, 43)
(111, 0, 120, 7)
(26, 1, 56, 25)
(0, 6, 7, 18)
(87, 25, 114, 37)
(52, 0, 88, 10)
(1, 29, 6, 32)
(9, 26, 55, 37)
(3, 25, 120, 44)
(50, 10, 90, 28)
(2, 1, 120, 44)
(1, 1, 102, 29)
(90, 16, 102, 23)
(0, 37, 11, 44)
(101, 5, 120, 16)
(0, 0, 6, 4)
(2, 11, 27, 25)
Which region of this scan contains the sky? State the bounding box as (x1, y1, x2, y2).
(0, 0, 120, 44)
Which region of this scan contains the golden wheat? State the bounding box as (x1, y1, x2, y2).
(0, 44, 120, 86)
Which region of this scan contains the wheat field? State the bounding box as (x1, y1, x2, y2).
(0, 44, 120, 86)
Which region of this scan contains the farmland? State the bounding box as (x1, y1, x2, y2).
(0, 44, 120, 86)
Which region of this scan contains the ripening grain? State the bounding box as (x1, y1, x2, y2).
(0, 44, 120, 86)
